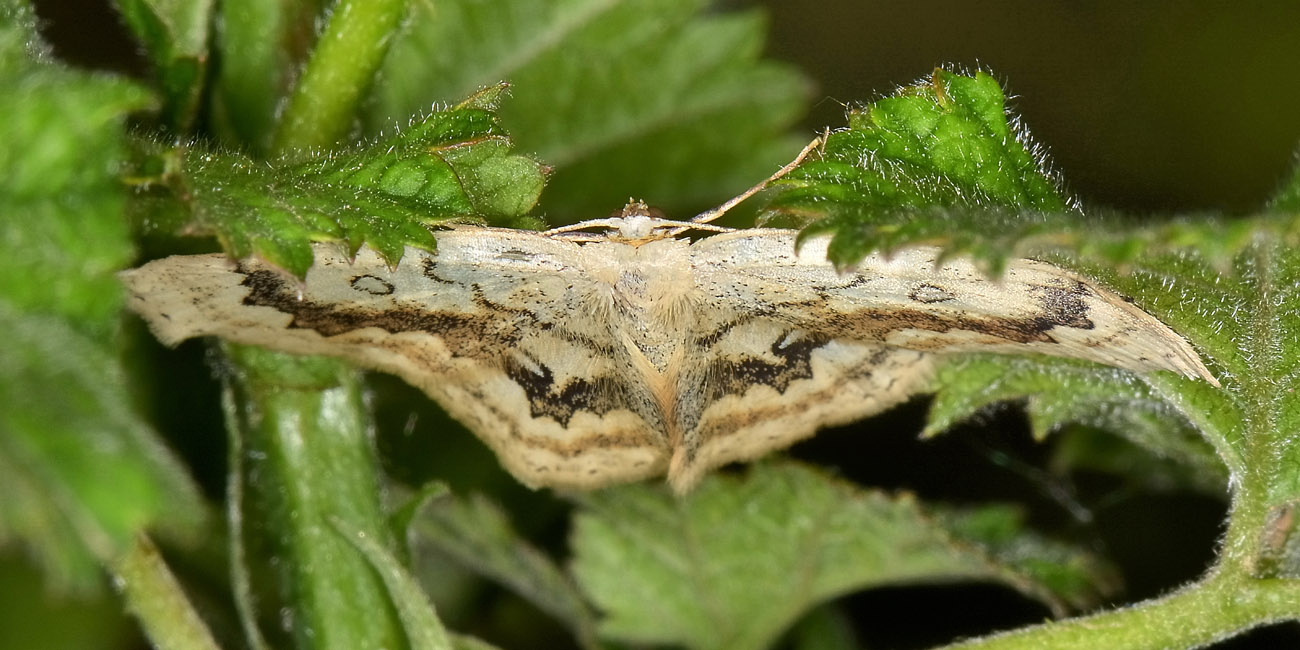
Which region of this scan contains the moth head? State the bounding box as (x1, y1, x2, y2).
(608, 200, 676, 241)
(544, 199, 735, 244)
(613, 199, 665, 221)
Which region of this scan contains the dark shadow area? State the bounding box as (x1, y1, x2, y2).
(843, 583, 1049, 650)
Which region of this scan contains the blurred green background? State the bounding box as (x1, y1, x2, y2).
(13, 1, 1300, 649)
(757, 0, 1300, 215)
(37, 0, 1300, 215)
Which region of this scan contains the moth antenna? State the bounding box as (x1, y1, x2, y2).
(691, 135, 824, 225)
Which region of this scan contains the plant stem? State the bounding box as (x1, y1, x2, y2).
(940, 570, 1300, 650)
(113, 535, 222, 650)
(329, 517, 454, 650)
(219, 3, 414, 648)
(215, 0, 317, 153)
(272, 0, 408, 152)
(944, 475, 1300, 650)
(223, 344, 404, 650)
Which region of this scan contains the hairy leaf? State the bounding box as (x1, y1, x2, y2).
(927, 355, 1226, 493)
(986, 230, 1300, 576)
(763, 69, 1071, 269)
(0, 308, 204, 594)
(764, 68, 1300, 572)
(1081, 240, 1300, 540)
(570, 462, 1114, 650)
(760, 69, 1297, 274)
(0, 3, 205, 593)
(134, 85, 547, 275)
(3, 17, 147, 336)
(369, 0, 811, 218)
(760, 70, 1274, 496)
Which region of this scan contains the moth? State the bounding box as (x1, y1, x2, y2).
(121, 142, 1216, 492)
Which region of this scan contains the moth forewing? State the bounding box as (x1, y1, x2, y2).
(122, 225, 1214, 492)
(666, 230, 1214, 490)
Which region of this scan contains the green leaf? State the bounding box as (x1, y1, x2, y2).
(756, 69, 1273, 500)
(770, 71, 1300, 566)
(1058, 243, 1263, 470)
(763, 69, 1070, 268)
(411, 492, 602, 650)
(0, 307, 205, 594)
(570, 462, 1114, 650)
(134, 85, 547, 275)
(0, 2, 205, 593)
(927, 355, 1226, 493)
(2, 12, 149, 337)
(1051, 426, 1223, 494)
(115, 0, 212, 131)
(759, 69, 1292, 274)
(1080, 238, 1300, 576)
(369, 0, 811, 217)
(934, 503, 1118, 613)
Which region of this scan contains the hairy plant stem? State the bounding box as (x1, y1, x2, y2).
(223, 345, 403, 650)
(946, 380, 1300, 650)
(944, 484, 1300, 650)
(215, 0, 319, 153)
(942, 569, 1299, 649)
(272, 0, 408, 151)
(113, 535, 222, 650)
(218, 2, 414, 648)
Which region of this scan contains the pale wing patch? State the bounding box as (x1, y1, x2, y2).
(692, 230, 1212, 379)
(123, 223, 1214, 492)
